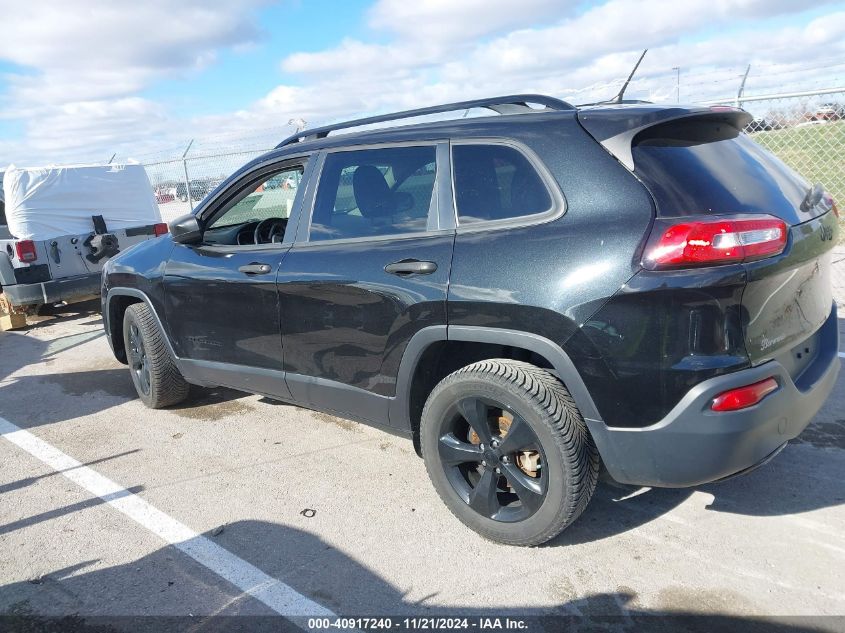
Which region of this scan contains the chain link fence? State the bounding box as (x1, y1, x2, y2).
(145, 147, 276, 223)
(736, 90, 845, 214)
(143, 88, 845, 228)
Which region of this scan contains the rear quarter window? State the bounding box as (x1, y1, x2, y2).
(452, 144, 552, 225)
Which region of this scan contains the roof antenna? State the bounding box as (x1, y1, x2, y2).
(612, 49, 648, 103)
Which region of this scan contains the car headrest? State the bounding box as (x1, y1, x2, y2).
(353, 165, 394, 218)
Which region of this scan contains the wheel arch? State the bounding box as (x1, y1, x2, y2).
(390, 325, 606, 456)
(105, 288, 177, 364)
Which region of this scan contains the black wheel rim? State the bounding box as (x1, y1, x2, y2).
(127, 324, 151, 396)
(438, 397, 548, 523)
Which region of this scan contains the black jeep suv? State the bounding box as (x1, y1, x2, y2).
(102, 95, 840, 546)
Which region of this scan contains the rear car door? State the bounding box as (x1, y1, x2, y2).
(162, 157, 311, 399)
(277, 142, 454, 427)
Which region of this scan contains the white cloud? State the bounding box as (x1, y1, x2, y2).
(1, 0, 844, 168)
(271, 0, 844, 126)
(367, 0, 573, 44)
(0, 0, 268, 163)
(282, 0, 572, 76)
(0, 0, 266, 72)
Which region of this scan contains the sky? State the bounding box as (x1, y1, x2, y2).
(1, 0, 844, 167)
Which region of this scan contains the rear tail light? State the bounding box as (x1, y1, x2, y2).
(644, 215, 787, 270)
(14, 240, 38, 263)
(153, 223, 169, 237)
(711, 377, 779, 412)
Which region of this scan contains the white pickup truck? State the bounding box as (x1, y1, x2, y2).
(0, 163, 167, 314)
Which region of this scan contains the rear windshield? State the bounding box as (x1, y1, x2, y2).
(632, 119, 809, 222)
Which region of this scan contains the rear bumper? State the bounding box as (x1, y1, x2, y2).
(595, 303, 840, 487)
(2, 273, 101, 306)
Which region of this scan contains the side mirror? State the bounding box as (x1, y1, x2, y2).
(169, 214, 202, 244)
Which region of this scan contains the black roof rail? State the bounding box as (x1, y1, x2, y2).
(276, 94, 575, 148)
(576, 99, 654, 107)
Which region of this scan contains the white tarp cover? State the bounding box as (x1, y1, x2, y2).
(2, 163, 161, 240)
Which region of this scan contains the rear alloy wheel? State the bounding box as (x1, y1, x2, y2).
(123, 303, 190, 409)
(421, 360, 598, 546)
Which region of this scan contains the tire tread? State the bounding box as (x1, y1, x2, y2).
(124, 303, 189, 408)
(421, 359, 599, 546)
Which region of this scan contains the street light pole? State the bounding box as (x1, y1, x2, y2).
(182, 139, 194, 213)
(672, 66, 680, 103)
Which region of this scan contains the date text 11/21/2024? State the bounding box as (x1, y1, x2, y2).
(306, 617, 529, 630)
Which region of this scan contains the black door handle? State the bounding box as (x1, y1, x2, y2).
(384, 259, 438, 276)
(238, 263, 272, 275)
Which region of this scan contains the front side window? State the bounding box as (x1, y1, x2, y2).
(452, 144, 552, 224)
(209, 166, 304, 230)
(310, 146, 436, 241)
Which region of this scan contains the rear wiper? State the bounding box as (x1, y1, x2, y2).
(800, 183, 824, 213)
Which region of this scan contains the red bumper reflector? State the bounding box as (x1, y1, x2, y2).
(711, 377, 779, 412)
(153, 223, 169, 237)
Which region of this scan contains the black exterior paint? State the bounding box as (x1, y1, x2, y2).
(278, 232, 454, 398)
(101, 101, 840, 487)
(163, 244, 288, 370)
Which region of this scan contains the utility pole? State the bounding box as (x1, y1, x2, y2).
(182, 139, 194, 212)
(672, 67, 680, 103)
(735, 64, 751, 108)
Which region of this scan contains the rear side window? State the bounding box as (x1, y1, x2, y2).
(632, 119, 808, 222)
(452, 144, 552, 224)
(310, 146, 436, 241)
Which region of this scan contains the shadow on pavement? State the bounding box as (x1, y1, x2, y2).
(23, 299, 102, 331)
(0, 520, 839, 632)
(1, 342, 842, 546)
(556, 429, 844, 546)
(0, 315, 248, 428)
(0, 486, 145, 537)
(0, 303, 841, 560)
(0, 450, 140, 496)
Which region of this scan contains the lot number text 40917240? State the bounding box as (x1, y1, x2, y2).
(307, 617, 529, 630)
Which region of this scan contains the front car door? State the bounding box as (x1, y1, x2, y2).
(277, 142, 455, 428)
(163, 157, 311, 399)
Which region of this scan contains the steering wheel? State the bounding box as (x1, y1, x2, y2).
(253, 218, 286, 244)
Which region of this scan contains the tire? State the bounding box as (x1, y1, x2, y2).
(122, 302, 189, 408)
(421, 359, 599, 546)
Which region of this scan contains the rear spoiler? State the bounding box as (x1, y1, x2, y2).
(577, 105, 752, 171)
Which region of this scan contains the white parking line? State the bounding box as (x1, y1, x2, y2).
(0, 416, 334, 618)
(839, 351, 845, 358)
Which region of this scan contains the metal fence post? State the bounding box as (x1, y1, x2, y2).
(735, 64, 751, 108)
(182, 139, 194, 213)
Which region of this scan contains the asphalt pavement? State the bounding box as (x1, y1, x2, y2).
(0, 252, 843, 631)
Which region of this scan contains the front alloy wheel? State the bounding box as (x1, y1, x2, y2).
(122, 302, 190, 409)
(127, 322, 151, 396)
